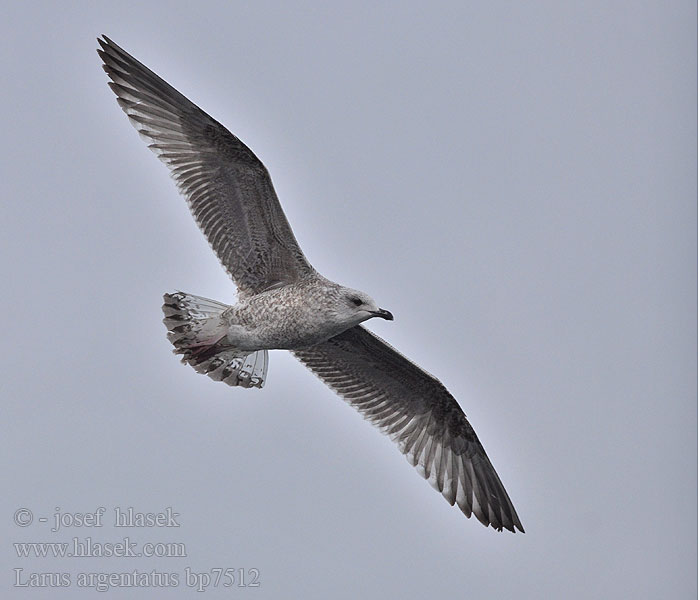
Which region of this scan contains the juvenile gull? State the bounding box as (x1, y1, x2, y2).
(98, 36, 524, 533)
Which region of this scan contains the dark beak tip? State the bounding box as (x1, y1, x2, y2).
(379, 309, 394, 321)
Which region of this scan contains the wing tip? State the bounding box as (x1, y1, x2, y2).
(484, 504, 525, 534)
(97, 34, 117, 51)
(411, 450, 525, 533)
(96, 35, 112, 58)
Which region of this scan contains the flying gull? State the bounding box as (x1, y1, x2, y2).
(97, 36, 524, 533)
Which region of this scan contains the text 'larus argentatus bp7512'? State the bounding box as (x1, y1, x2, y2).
(97, 35, 523, 533)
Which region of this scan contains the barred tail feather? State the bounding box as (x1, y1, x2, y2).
(162, 292, 268, 389)
(162, 291, 230, 348)
(188, 346, 269, 389)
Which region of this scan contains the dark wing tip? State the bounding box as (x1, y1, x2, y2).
(96, 35, 115, 57)
(469, 486, 523, 533)
(489, 512, 525, 534)
(97, 34, 117, 50)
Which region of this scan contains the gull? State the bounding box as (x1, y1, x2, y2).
(97, 35, 524, 533)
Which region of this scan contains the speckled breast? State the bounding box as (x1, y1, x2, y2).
(228, 280, 344, 350)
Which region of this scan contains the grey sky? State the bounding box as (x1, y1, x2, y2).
(2, 1, 696, 598)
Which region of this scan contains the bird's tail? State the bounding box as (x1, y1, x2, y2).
(162, 292, 268, 389)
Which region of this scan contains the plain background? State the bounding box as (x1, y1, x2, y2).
(1, 1, 696, 597)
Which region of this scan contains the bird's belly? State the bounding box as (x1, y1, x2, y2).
(225, 318, 339, 351)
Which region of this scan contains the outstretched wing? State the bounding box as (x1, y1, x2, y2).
(98, 36, 314, 296)
(293, 326, 524, 532)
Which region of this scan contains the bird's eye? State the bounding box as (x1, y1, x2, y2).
(350, 297, 363, 307)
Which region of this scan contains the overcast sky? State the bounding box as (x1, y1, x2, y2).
(1, 1, 697, 598)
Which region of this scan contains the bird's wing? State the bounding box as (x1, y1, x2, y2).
(293, 325, 524, 532)
(98, 36, 314, 296)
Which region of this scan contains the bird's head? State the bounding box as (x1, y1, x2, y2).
(327, 286, 393, 328)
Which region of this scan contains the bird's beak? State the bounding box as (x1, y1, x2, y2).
(371, 308, 394, 321)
